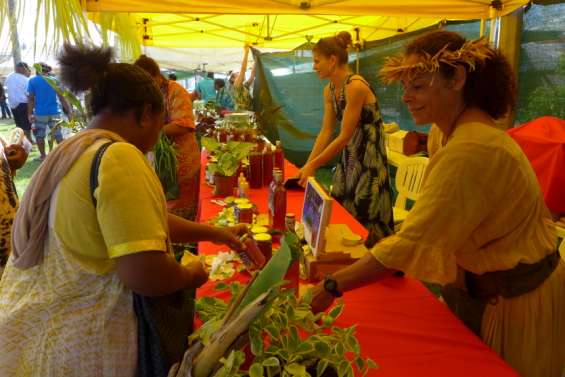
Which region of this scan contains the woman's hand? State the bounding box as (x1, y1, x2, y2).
(310, 283, 335, 313)
(296, 162, 317, 187)
(5, 144, 28, 172)
(212, 224, 249, 250)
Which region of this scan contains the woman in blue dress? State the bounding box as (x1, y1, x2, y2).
(297, 31, 394, 247)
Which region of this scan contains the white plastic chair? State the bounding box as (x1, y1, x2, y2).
(393, 156, 429, 230)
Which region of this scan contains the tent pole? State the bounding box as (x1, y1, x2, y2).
(480, 19, 486, 37)
(497, 7, 524, 129)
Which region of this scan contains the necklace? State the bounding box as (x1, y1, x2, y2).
(442, 104, 467, 146)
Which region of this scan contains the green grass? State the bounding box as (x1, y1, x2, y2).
(0, 119, 42, 196)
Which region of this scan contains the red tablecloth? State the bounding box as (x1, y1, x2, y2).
(508, 116, 565, 213)
(196, 156, 517, 377)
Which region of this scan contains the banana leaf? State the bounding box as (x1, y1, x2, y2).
(237, 232, 299, 311)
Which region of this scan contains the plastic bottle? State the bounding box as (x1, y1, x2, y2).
(268, 169, 287, 231)
(274, 140, 285, 178)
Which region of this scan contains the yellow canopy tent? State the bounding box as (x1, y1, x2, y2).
(84, 0, 529, 50)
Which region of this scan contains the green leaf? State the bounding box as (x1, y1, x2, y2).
(265, 325, 280, 339)
(366, 358, 378, 369)
(238, 238, 292, 310)
(202, 136, 221, 153)
(316, 359, 329, 377)
(262, 357, 280, 367)
(250, 325, 264, 356)
(335, 343, 344, 357)
(328, 302, 344, 320)
(337, 360, 350, 377)
(346, 335, 360, 354)
(300, 288, 313, 305)
(289, 326, 299, 349)
(215, 282, 230, 290)
(249, 362, 264, 377)
(314, 341, 331, 357)
(354, 356, 365, 371)
(295, 342, 314, 354)
(284, 363, 307, 376)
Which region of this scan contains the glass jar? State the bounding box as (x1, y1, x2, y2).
(235, 203, 253, 224)
(253, 233, 272, 261)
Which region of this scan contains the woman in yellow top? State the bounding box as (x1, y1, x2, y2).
(0, 44, 246, 376)
(134, 55, 201, 222)
(311, 31, 565, 377)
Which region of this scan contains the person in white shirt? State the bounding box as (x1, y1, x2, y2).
(5, 62, 32, 141)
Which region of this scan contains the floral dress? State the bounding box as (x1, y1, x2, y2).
(162, 80, 201, 222)
(330, 74, 394, 248)
(0, 143, 17, 271)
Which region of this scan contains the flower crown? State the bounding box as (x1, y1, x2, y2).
(379, 37, 495, 84)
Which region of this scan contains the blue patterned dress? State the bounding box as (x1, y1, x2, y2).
(330, 74, 394, 247)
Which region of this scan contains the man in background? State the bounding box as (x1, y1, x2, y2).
(195, 72, 216, 103)
(27, 63, 69, 161)
(0, 82, 12, 119)
(5, 62, 32, 141)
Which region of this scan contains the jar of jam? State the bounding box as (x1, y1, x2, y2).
(235, 203, 253, 224)
(238, 234, 266, 270)
(285, 213, 296, 233)
(250, 225, 269, 235)
(253, 233, 272, 261)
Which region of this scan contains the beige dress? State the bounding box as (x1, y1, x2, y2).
(0, 142, 170, 376)
(372, 122, 565, 377)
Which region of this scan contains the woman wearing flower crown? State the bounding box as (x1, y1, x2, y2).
(311, 30, 565, 377)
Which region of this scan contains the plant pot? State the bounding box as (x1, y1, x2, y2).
(214, 173, 237, 197)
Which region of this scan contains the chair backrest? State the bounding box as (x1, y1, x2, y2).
(395, 156, 429, 208)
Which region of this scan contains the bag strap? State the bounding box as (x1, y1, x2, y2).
(90, 141, 116, 207)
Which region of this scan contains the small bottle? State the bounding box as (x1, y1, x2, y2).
(285, 213, 296, 233)
(238, 180, 249, 199)
(262, 144, 274, 187)
(274, 140, 285, 178)
(269, 170, 287, 231)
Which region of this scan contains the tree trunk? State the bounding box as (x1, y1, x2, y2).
(7, 0, 22, 69)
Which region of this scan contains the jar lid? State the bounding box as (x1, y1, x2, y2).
(285, 213, 295, 218)
(237, 203, 253, 209)
(253, 233, 272, 242)
(234, 198, 250, 205)
(250, 225, 269, 234)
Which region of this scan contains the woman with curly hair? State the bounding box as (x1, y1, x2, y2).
(311, 31, 565, 377)
(0, 44, 246, 376)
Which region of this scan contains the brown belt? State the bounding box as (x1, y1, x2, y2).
(441, 251, 560, 336)
(466, 250, 561, 301)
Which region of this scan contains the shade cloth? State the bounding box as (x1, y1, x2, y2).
(196, 153, 518, 376)
(508, 116, 565, 214)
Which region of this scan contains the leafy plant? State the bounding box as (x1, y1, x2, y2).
(202, 137, 255, 177)
(180, 233, 377, 377)
(154, 133, 179, 200)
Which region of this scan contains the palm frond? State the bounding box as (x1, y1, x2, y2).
(33, 0, 91, 57)
(95, 12, 141, 62)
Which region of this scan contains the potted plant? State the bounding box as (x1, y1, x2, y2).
(202, 137, 254, 197)
(169, 233, 377, 377)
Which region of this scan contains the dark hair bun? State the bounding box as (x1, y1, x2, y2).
(335, 31, 353, 49)
(58, 44, 114, 92)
